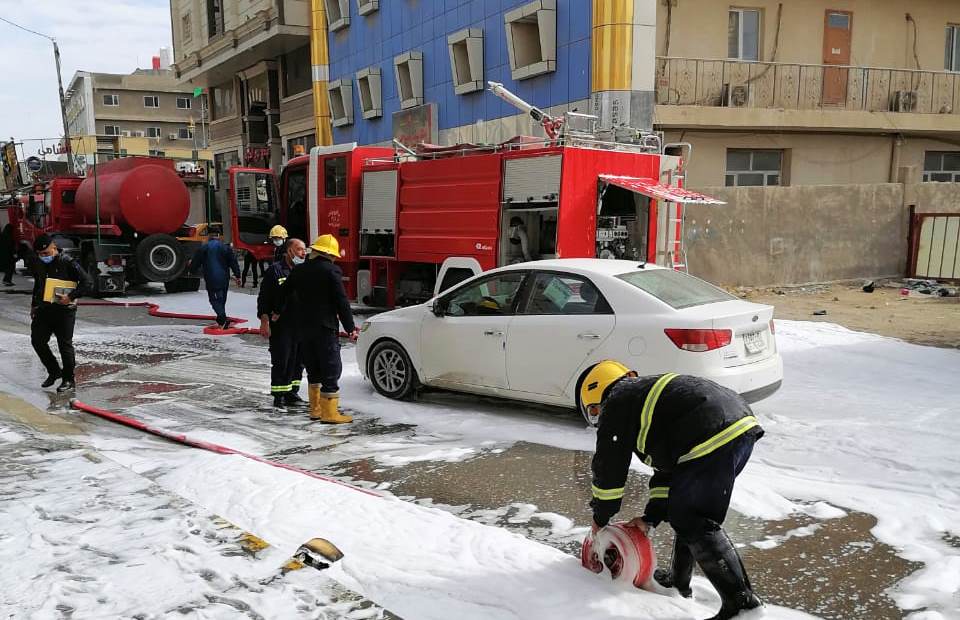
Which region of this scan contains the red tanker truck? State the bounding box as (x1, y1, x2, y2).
(7, 156, 206, 295)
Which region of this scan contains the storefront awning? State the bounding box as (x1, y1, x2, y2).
(599, 175, 726, 205)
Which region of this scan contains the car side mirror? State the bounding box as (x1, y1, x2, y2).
(431, 298, 447, 317)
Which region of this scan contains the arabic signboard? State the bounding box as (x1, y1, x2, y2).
(1, 142, 21, 191)
(392, 103, 438, 149)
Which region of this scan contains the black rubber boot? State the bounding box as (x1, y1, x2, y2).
(56, 379, 76, 393)
(284, 391, 307, 406)
(41, 372, 62, 388)
(654, 535, 694, 598)
(273, 393, 286, 409)
(688, 529, 762, 620)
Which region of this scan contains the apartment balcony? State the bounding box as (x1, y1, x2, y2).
(655, 57, 960, 136)
(174, 3, 308, 88)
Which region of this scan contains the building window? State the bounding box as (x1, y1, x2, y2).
(178, 127, 194, 140)
(324, 0, 349, 31)
(357, 0, 378, 15)
(104, 125, 120, 136)
(282, 45, 312, 97)
(207, 0, 224, 39)
(725, 149, 783, 186)
(728, 8, 761, 61)
(356, 67, 382, 119)
(394, 51, 424, 109)
(327, 79, 354, 127)
(504, 0, 557, 81)
(146, 127, 162, 139)
(131, 130, 145, 137)
(324, 156, 348, 198)
(143, 95, 160, 108)
(946, 26, 960, 72)
(102, 94, 119, 106)
(923, 151, 960, 182)
(448, 28, 484, 95)
(287, 134, 316, 160)
(181, 12, 193, 44)
(149, 149, 166, 157)
(212, 81, 237, 120)
(177, 96, 192, 109)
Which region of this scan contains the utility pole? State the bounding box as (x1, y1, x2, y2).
(0, 18, 72, 157)
(52, 39, 71, 157)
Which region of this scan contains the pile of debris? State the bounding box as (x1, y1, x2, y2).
(879, 278, 960, 298)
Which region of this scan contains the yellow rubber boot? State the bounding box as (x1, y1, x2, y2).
(308, 384, 324, 420)
(319, 392, 352, 424)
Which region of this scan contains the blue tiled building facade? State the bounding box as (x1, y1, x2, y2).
(327, 0, 593, 145)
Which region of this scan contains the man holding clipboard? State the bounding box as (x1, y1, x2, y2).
(27, 234, 93, 392)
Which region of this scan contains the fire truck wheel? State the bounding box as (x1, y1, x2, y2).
(367, 340, 418, 400)
(136, 234, 185, 283)
(164, 277, 201, 294)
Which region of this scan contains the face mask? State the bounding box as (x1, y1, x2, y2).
(40, 255, 55, 264)
(272, 239, 284, 247)
(291, 256, 305, 265)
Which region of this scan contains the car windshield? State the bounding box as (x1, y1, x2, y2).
(616, 269, 735, 309)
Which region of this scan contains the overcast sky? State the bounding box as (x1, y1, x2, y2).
(0, 0, 173, 156)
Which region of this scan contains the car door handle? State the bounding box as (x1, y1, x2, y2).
(483, 330, 504, 336)
(578, 333, 601, 340)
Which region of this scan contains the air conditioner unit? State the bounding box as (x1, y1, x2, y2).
(132, 131, 145, 137)
(891, 90, 918, 113)
(121, 130, 131, 137)
(168, 133, 178, 140)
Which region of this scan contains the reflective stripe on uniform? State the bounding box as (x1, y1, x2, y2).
(591, 484, 625, 501)
(637, 373, 678, 454)
(649, 486, 669, 500)
(271, 384, 292, 393)
(291, 380, 301, 386)
(676, 416, 759, 464)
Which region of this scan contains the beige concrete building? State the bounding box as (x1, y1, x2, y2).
(654, 0, 960, 188)
(169, 0, 314, 184)
(65, 69, 208, 161)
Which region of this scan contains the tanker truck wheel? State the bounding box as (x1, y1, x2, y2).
(136, 234, 185, 283)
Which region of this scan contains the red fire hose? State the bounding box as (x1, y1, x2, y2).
(70, 398, 381, 497)
(78, 300, 349, 338)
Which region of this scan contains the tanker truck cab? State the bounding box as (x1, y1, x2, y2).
(226, 166, 282, 264)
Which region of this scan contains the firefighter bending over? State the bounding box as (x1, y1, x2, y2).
(280, 234, 359, 423)
(258, 237, 307, 409)
(584, 361, 763, 620)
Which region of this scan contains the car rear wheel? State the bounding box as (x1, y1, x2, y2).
(367, 340, 417, 400)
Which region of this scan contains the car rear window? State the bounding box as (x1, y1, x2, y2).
(616, 269, 735, 309)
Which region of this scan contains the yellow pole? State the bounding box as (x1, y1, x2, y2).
(310, 0, 333, 146)
(591, 0, 634, 94)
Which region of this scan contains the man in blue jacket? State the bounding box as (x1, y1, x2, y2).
(188, 226, 241, 328)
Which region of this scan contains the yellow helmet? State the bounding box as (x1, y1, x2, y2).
(580, 360, 632, 412)
(269, 225, 288, 239)
(310, 234, 342, 259)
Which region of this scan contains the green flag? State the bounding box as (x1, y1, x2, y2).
(193, 86, 203, 98)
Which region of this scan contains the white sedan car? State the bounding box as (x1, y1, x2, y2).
(357, 259, 782, 422)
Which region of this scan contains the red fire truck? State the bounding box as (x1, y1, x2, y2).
(7, 157, 208, 294)
(222, 86, 722, 307)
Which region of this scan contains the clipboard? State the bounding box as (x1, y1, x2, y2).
(43, 278, 77, 303)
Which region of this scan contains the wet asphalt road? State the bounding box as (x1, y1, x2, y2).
(0, 284, 917, 619)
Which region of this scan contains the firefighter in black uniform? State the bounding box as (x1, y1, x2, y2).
(583, 361, 763, 620)
(258, 237, 307, 409)
(279, 234, 358, 423)
(26, 234, 93, 392)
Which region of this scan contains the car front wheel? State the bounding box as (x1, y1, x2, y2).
(367, 340, 418, 400)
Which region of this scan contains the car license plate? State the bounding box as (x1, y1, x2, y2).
(743, 331, 765, 355)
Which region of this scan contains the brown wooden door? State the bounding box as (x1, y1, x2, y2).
(822, 10, 853, 105)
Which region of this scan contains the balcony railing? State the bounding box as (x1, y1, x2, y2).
(656, 57, 960, 115)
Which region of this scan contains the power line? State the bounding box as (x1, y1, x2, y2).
(0, 15, 54, 41)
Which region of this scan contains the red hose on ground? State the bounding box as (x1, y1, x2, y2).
(70, 398, 381, 497)
(78, 300, 349, 338)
